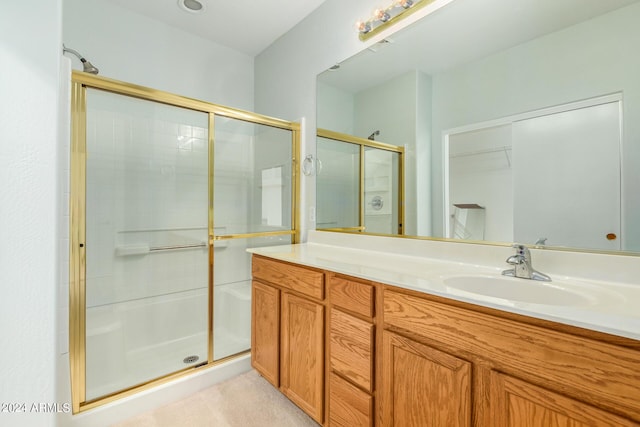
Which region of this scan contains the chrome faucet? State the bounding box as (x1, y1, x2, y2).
(502, 244, 551, 282)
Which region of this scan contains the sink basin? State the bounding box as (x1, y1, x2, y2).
(442, 275, 595, 306)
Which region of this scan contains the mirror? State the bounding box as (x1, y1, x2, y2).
(316, 0, 640, 254)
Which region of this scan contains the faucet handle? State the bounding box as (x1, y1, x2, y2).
(511, 244, 530, 257)
(505, 255, 522, 265)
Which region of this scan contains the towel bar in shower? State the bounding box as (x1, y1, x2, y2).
(115, 242, 208, 256)
(149, 243, 207, 252)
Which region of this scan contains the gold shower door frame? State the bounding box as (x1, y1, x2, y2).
(69, 71, 300, 413)
(316, 128, 405, 235)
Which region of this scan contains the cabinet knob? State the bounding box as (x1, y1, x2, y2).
(606, 233, 617, 240)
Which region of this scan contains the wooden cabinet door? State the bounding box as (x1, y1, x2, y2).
(381, 331, 471, 427)
(281, 292, 325, 424)
(251, 281, 280, 387)
(490, 371, 639, 427)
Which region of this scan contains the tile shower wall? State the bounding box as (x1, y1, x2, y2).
(85, 102, 209, 306)
(84, 90, 209, 399)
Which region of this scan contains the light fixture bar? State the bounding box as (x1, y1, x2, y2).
(357, 0, 450, 41)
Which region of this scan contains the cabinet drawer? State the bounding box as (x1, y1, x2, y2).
(252, 255, 324, 300)
(329, 373, 373, 427)
(330, 308, 374, 392)
(329, 275, 374, 318)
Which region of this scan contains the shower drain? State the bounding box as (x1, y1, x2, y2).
(183, 355, 200, 364)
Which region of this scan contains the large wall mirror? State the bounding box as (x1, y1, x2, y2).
(316, 0, 640, 255)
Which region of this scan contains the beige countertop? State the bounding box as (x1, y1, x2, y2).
(248, 233, 640, 341)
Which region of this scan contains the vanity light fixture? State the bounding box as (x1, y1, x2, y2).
(357, 0, 454, 41)
(178, 0, 205, 14)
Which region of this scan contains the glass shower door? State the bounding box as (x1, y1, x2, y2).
(84, 89, 209, 400)
(316, 137, 361, 230)
(212, 116, 295, 360)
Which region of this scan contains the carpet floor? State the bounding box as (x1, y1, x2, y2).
(112, 370, 321, 427)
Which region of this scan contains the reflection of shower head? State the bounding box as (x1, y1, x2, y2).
(62, 44, 99, 74)
(368, 130, 380, 140)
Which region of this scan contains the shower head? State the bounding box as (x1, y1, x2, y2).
(80, 60, 99, 75)
(62, 44, 99, 74)
(368, 130, 380, 141)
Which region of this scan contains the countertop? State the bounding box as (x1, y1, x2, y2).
(248, 240, 640, 341)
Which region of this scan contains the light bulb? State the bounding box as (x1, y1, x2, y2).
(356, 20, 372, 33)
(398, 0, 414, 9)
(375, 8, 391, 22)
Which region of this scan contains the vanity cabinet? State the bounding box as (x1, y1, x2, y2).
(383, 288, 640, 426)
(251, 254, 640, 426)
(251, 256, 325, 424)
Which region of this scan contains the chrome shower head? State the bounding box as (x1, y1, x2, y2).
(81, 59, 99, 75)
(368, 130, 380, 141)
(62, 44, 99, 75)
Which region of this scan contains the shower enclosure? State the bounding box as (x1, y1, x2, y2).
(69, 72, 299, 412)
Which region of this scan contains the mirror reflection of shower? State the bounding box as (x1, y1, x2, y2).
(368, 130, 380, 141)
(62, 44, 99, 74)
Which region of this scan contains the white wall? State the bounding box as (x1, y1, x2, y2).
(0, 1, 62, 426)
(316, 81, 354, 134)
(63, 0, 254, 111)
(429, 3, 640, 249)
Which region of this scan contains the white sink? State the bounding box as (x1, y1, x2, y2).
(442, 275, 596, 307)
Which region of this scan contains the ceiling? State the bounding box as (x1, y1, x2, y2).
(106, 0, 328, 56)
